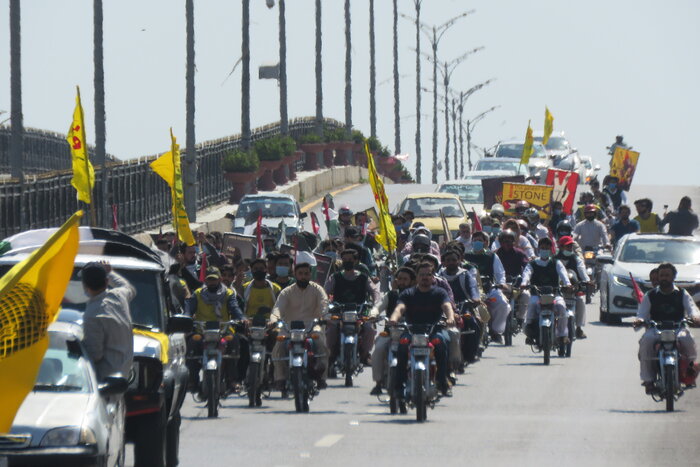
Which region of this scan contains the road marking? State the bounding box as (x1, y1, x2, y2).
(349, 420, 359, 426)
(301, 183, 361, 213)
(314, 434, 344, 448)
(300, 452, 311, 458)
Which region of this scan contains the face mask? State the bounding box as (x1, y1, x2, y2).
(243, 271, 253, 282)
(403, 222, 411, 230)
(207, 284, 220, 293)
(539, 250, 551, 260)
(562, 250, 573, 257)
(296, 279, 310, 289)
(608, 183, 617, 191)
(482, 226, 492, 233)
(342, 261, 355, 271)
(472, 240, 484, 252)
(275, 265, 290, 277)
(492, 227, 501, 235)
(253, 270, 267, 281)
(553, 209, 562, 216)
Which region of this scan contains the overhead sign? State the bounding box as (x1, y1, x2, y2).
(545, 169, 579, 215)
(502, 182, 553, 219)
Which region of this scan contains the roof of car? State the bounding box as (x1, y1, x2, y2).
(497, 139, 546, 147)
(48, 320, 84, 341)
(404, 192, 463, 200)
(622, 233, 700, 243)
(438, 179, 484, 186)
(464, 170, 517, 177)
(240, 193, 296, 202)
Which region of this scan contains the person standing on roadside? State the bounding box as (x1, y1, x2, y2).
(633, 198, 661, 233)
(661, 196, 699, 236)
(81, 261, 136, 381)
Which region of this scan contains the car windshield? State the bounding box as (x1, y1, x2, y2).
(238, 198, 296, 223)
(34, 335, 90, 393)
(581, 158, 592, 169)
(495, 143, 546, 158)
(544, 137, 570, 151)
(400, 197, 464, 218)
(438, 184, 484, 204)
(553, 154, 578, 171)
(619, 239, 700, 264)
(61, 268, 165, 331)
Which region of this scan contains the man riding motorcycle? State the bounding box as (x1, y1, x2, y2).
(495, 229, 530, 324)
(633, 262, 700, 393)
(389, 262, 456, 397)
(464, 231, 511, 344)
(555, 236, 591, 339)
(573, 204, 611, 252)
(520, 237, 572, 346)
(602, 176, 627, 213)
(524, 207, 549, 240)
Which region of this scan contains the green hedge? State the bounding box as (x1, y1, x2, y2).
(222, 149, 260, 173)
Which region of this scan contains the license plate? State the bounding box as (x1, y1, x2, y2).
(413, 348, 430, 356)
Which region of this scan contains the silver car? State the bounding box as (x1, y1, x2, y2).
(0, 321, 128, 467)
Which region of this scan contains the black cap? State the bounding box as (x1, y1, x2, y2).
(345, 226, 361, 238)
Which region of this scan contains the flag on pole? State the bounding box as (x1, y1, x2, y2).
(630, 273, 644, 304)
(67, 87, 95, 204)
(365, 142, 396, 252)
(520, 120, 534, 166)
(542, 107, 554, 146)
(322, 196, 340, 238)
(256, 209, 264, 258)
(310, 212, 320, 236)
(198, 251, 208, 283)
(150, 129, 196, 246)
(0, 211, 82, 432)
(472, 208, 482, 232)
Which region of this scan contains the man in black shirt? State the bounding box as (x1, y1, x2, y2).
(661, 196, 699, 236)
(389, 263, 455, 397)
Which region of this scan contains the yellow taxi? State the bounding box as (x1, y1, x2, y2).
(397, 193, 469, 238)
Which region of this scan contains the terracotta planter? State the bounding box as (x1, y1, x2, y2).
(288, 150, 303, 181)
(299, 143, 325, 171)
(323, 148, 335, 168)
(224, 171, 258, 203)
(258, 159, 284, 191)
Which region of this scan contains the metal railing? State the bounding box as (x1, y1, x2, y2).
(0, 117, 344, 238)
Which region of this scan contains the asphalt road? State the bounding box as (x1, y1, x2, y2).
(127, 182, 700, 467)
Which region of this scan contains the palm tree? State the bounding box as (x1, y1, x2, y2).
(93, 0, 109, 226)
(278, 0, 288, 135)
(344, 0, 352, 142)
(392, 0, 400, 154)
(412, 0, 422, 183)
(241, 0, 251, 150)
(9, 0, 24, 228)
(185, 0, 197, 219)
(314, 0, 323, 138)
(369, 0, 376, 138)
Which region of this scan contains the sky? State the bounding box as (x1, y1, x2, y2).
(1, 0, 699, 186)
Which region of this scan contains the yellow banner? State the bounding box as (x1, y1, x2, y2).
(610, 147, 640, 191)
(0, 211, 82, 431)
(502, 182, 553, 219)
(67, 87, 95, 204)
(543, 107, 554, 146)
(520, 121, 534, 165)
(365, 143, 396, 253)
(150, 130, 196, 246)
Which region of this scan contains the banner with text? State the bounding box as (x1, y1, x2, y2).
(481, 175, 525, 210)
(502, 182, 553, 219)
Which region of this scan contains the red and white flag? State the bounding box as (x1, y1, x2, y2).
(545, 169, 579, 215)
(256, 209, 264, 258)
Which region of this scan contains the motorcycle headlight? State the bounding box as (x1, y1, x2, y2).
(613, 274, 634, 288)
(40, 426, 96, 446)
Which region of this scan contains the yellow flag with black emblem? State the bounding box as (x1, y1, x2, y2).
(0, 211, 82, 432)
(150, 129, 196, 246)
(520, 120, 534, 166)
(67, 87, 95, 204)
(365, 143, 396, 253)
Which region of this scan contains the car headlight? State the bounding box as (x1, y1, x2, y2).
(613, 274, 634, 288)
(40, 426, 96, 446)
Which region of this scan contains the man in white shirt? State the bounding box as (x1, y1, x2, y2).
(573, 204, 610, 251)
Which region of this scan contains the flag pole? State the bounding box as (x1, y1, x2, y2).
(170, 128, 179, 244)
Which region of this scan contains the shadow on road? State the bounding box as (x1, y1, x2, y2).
(254, 409, 347, 415)
(365, 417, 422, 425)
(608, 408, 683, 414)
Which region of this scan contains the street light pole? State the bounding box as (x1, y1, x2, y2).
(9, 0, 24, 229)
(241, 0, 251, 150)
(369, 0, 376, 138)
(185, 0, 197, 220)
(278, 0, 288, 135)
(466, 105, 499, 171)
(402, 1, 422, 182)
(392, 0, 400, 154)
(344, 0, 352, 143)
(94, 0, 109, 226)
(315, 0, 323, 138)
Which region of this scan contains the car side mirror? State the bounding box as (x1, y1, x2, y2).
(594, 164, 601, 171)
(98, 375, 129, 396)
(597, 254, 614, 265)
(167, 314, 194, 334)
(300, 212, 308, 219)
(225, 212, 236, 220)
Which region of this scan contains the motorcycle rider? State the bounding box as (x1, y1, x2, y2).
(555, 219, 584, 258)
(388, 262, 456, 397)
(573, 204, 611, 252)
(465, 231, 511, 343)
(185, 267, 245, 390)
(369, 267, 416, 396)
(547, 200, 568, 233)
(270, 262, 330, 391)
(491, 219, 535, 258)
(602, 175, 627, 213)
(325, 249, 379, 367)
(513, 200, 531, 219)
(515, 218, 539, 252)
(344, 226, 377, 276)
(456, 222, 473, 250)
(607, 134, 628, 158)
(555, 236, 590, 339)
(524, 207, 549, 240)
(271, 253, 295, 290)
(575, 191, 607, 223)
(495, 229, 530, 325)
(520, 237, 572, 346)
(589, 179, 611, 214)
(633, 198, 661, 233)
(633, 263, 700, 393)
(338, 206, 354, 238)
(610, 204, 640, 247)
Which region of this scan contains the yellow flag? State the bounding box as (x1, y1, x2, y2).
(150, 129, 196, 246)
(0, 211, 82, 432)
(67, 87, 95, 204)
(520, 120, 534, 165)
(543, 107, 554, 146)
(364, 143, 396, 253)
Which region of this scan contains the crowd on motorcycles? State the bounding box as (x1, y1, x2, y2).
(155, 166, 699, 417)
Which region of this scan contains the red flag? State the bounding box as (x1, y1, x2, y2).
(256, 209, 263, 258)
(198, 251, 208, 283)
(630, 272, 644, 304)
(548, 230, 557, 254)
(472, 208, 482, 232)
(111, 204, 119, 231)
(322, 197, 331, 222)
(310, 212, 320, 235)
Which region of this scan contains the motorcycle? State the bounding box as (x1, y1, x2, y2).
(455, 300, 481, 366)
(190, 320, 239, 418)
(638, 320, 694, 412)
(528, 287, 560, 365)
(503, 276, 522, 347)
(328, 302, 370, 387)
(377, 322, 408, 415)
(404, 322, 443, 422)
(584, 246, 606, 302)
(245, 314, 274, 408)
(277, 319, 323, 413)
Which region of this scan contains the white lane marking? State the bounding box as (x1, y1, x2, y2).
(349, 420, 359, 426)
(314, 434, 344, 448)
(300, 452, 311, 458)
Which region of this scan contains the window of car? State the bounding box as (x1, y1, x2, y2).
(238, 198, 297, 222)
(544, 137, 570, 151)
(34, 336, 91, 393)
(619, 239, 700, 264)
(400, 197, 464, 218)
(495, 143, 546, 158)
(474, 160, 526, 174)
(438, 184, 484, 204)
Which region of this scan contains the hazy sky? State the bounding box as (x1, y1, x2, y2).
(1, 0, 698, 185)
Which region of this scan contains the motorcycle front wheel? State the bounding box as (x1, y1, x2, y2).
(205, 369, 219, 418)
(247, 362, 260, 408)
(541, 327, 551, 366)
(388, 367, 397, 414)
(504, 310, 513, 347)
(414, 369, 427, 422)
(566, 316, 575, 358)
(292, 367, 309, 413)
(665, 365, 675, 412)
(344, 343, 354, 387)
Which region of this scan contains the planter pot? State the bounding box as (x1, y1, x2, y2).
(323, 148, 335, 168)
(258, 159, 284, 191)
(299, 143, 325, 171)
(224, 171, 258, 203)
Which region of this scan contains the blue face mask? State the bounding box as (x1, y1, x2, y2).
(324, 251, 337, 261)
(562, 250, 573, 257)
(243, 270, 253, 282)
(539, 250, 551, 260)
(472, 240, 484, 252)
(492, 227, 501, 235)
(608, 183, 617, 191)
(482, 226, 492, 233)
(275, 265, 290, 277)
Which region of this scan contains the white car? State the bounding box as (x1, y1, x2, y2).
(436, 179, 484, 215)
(463, 169, 520, 181)
(598, 234, 700, 324)
(492, 140, 551, 179)
(533, 131, 573, 159)
(473, 158, 529, 176)
(232, 193, 306, 237)
(0, 321, 128, 466)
